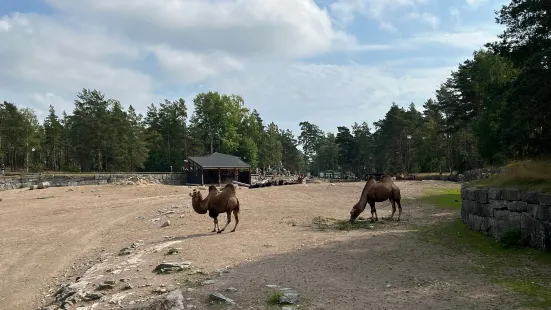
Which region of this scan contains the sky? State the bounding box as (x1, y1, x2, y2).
(0, 0, 508, 136)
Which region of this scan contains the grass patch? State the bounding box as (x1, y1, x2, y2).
(419, 187, 551, 307)
(165, 247, 179, 255)
(266, 291, 284, 305)
(467, 160, 551, 193)
(419, 218, 551, 307)
(312, 216, 375, 231)
(420, 188, 461, 209)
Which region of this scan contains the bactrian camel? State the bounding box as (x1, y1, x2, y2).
(189, 183, 240, 233)
(349, 175, 402, 223)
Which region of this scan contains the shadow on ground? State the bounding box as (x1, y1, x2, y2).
(162, 228, 528, 310)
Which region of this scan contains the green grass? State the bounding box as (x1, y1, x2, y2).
(266, 291, 284, 305)
(420, 188, 462, 209)
(312, 216, 375, 231)
(419, 188, 551, 308)
(466, 160, 551, 193)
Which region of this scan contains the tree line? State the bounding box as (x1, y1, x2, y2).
(0, 0, 548, 176)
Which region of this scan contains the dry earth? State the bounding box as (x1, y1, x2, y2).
(0, 181, 530, 310)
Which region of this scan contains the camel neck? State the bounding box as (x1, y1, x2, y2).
(357, 181, 371, 211)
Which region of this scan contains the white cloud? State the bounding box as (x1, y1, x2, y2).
(151, 46, 245, 84)
(43, 0, 369, 59)
(0, 13, 158, 119)
(330, 0, 428, 30)
(409, 12, 440, 29)
(466, 0, 488, 7)
(405, 25, 501, 50)
(0, 0, 503, 134)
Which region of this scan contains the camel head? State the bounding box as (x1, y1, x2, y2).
(189, 189, 204, 201)
(349, 203, 361, 223)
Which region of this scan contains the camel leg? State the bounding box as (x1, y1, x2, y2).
(396, 199, 402, 221)
(218, 211, 231, 233)
(230, 209, 239, 232)
(212, 218, 218, 232)
(369, 202, 376, 223)
(390, 198, 396, 220)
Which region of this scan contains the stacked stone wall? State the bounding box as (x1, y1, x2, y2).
(461, 186, 551, 251)
(0, 173, 185, 191)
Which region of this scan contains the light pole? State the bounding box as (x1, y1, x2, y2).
(406, 135, 412, 172)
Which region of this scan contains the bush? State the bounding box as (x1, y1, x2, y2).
(499, 227, 523, 249)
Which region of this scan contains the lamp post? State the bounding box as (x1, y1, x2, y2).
(406, 135, 412, 172)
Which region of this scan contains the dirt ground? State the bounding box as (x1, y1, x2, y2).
(0, 181, 530, 310)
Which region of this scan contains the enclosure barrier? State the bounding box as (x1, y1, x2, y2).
(460, 185, 551, 251)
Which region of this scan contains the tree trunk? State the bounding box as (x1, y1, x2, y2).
(210, 136, 214, 154)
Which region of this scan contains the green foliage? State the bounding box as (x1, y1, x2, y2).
(499, 227, 523, 249)
(266, 291, 284, 304)
(468, 160, 551, 193)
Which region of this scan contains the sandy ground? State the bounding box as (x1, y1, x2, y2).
(0, 181, 530, 310)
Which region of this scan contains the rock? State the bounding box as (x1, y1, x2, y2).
(266, 284, 279, 288)
(123, 289, 185, 310)
(282, 307, 294, 310)
(490, 200, 508, 210)
(508, 201, 528, 213)
(524, 191, 541, 204)
(153, 287, 168, 294)
(475, 189, 488, 204)
(154, 262, 191, 274)
(119, 247, 133, 256)
(487, 188, 502, 200)
(278, 290, 300, 304)
(201, 280, 216, 286)
(225, 287, 238, 292)
(55, 281, 89, 302)
(502, 188, 525, 201)
(38, 181, 50, 189)
(131, 241, 145, 248)
(30, 185, 38, 190)
(208, 292, 235, 304)
(97, 280, 116, 290)
(539, 193, 551, 205)
(82, 292, 104, 301)
(161, 220, 171, 228)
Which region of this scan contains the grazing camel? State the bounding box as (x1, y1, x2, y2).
(189, 184, 240, 233)
(349, 175, 402, 223)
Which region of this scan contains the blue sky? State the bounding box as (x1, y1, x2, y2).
(0, 0, 506, 136)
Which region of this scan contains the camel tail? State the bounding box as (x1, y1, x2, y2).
(234, 198, 240, 214)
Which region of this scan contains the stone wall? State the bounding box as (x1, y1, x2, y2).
(0, 173, 185, 191)
(460, 186, 551, 251)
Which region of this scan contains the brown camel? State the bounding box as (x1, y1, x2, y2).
(189, 184, 240, 233)
(349, 175, 402, 223)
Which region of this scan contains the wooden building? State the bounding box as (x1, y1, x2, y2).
(186, 152, 251, 186)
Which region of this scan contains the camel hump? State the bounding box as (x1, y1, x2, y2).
(380, 175, 393, 182)
(223, 183, 237, 194)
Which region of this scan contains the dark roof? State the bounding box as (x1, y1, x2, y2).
(188, 152, 250, 169)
